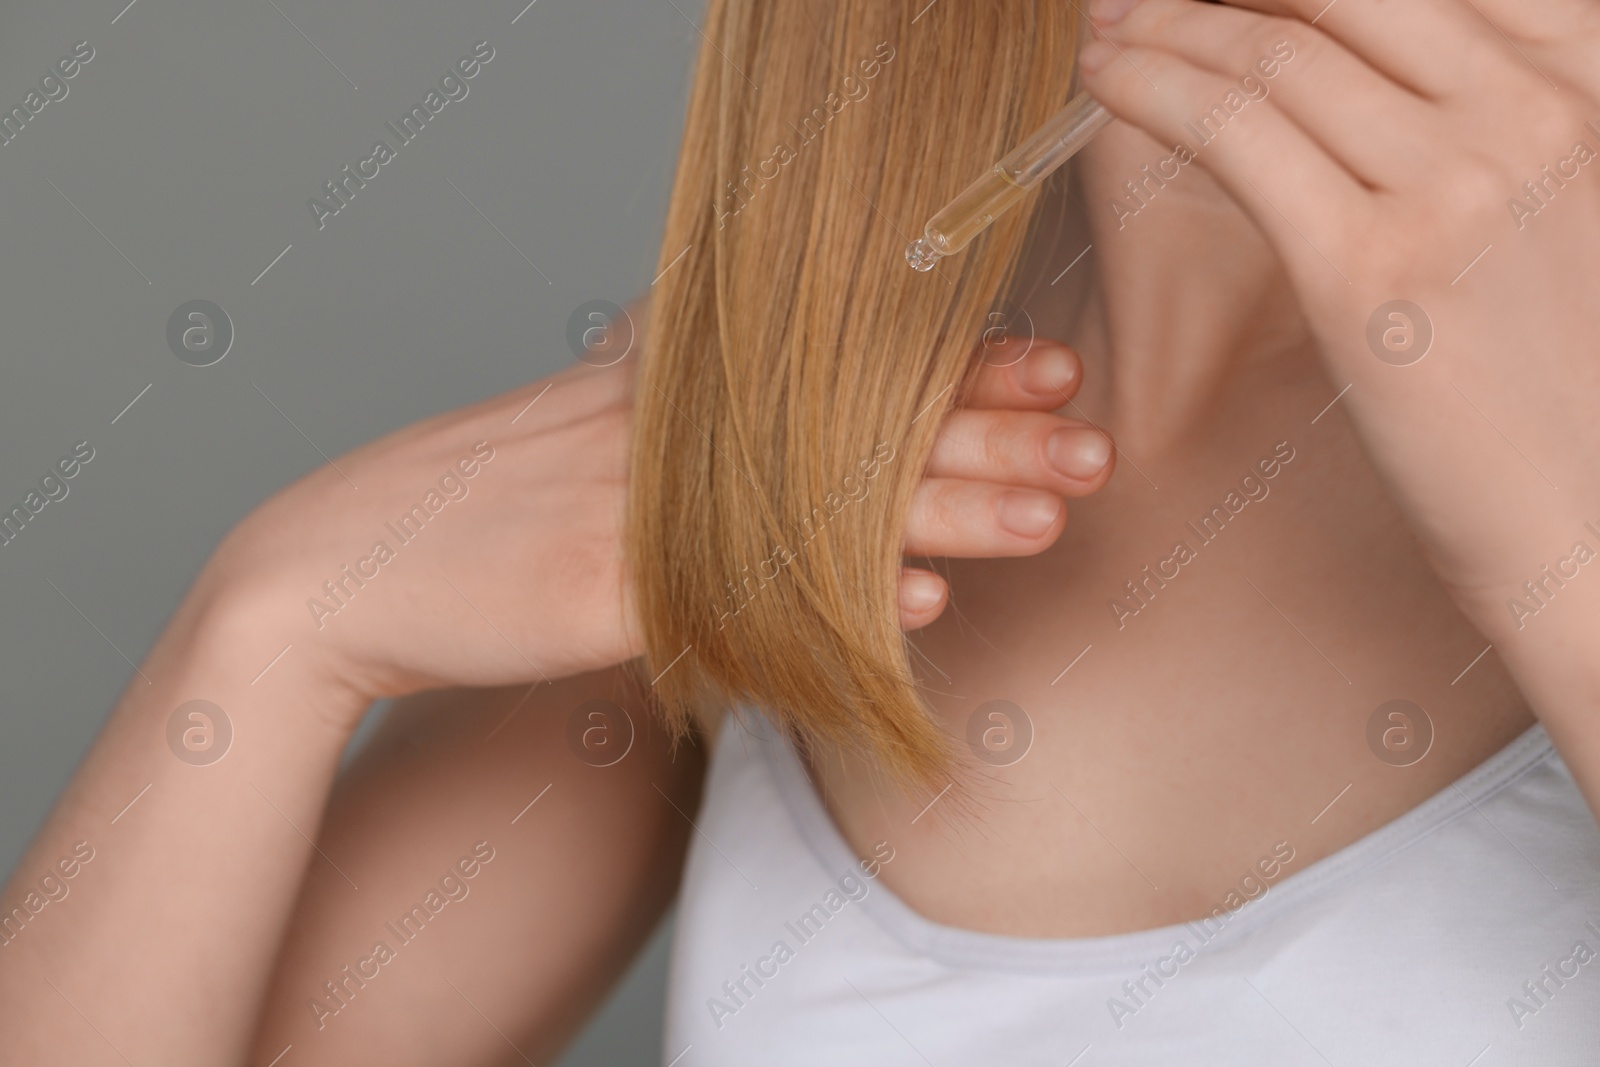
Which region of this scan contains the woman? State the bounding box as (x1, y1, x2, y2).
(3, 0, 1597, 1063)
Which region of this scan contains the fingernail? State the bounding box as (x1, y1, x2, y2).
(998, 491, 1062, 538)
(1048, 428, 1112, 480)
(1077, 40, 1116, 75)
(899, 571, 943, 614)
(1022, 347, 1075, 397)
(1089, 0, 1141, 25)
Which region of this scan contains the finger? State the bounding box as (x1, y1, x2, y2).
(1079, 40, 1371, 289)
(961, 338, 1085, 410)
(927, 408, 1115, 493)
(1099, 0, 1437, 189)
(1206, 0, 1515, 100)
(904, 478, 1066, 557)
(1453, 0, 1600, 52)
(897, 566, 948, 630)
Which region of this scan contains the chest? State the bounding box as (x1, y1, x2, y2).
(811, 407, 1534, 937)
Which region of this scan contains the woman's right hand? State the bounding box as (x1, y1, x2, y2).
(203, 333, 1112, 728)
(203, 355, 647, 722)
(0, 330, 1112, 1064)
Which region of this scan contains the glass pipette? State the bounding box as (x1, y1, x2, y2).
(905, 91, 1112, 272)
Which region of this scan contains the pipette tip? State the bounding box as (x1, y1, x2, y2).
(905, 236, 943, 272)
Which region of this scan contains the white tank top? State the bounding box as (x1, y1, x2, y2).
(664, 710, 1600, 1065)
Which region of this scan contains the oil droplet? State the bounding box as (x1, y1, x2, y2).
(905, 236, 943, 272)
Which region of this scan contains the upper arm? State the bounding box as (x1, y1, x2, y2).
(248, 666, 705, 1065)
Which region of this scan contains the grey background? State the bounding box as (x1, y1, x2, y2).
(0, 0, 700, 1061)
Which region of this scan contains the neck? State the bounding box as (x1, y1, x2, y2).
(1013, 124, 1320, 459)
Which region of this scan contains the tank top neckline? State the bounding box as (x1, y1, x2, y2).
(740, 707, 1556, 976)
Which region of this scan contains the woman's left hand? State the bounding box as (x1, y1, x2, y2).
(1079, 0, 1600, 647)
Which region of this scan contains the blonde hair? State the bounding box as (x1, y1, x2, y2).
(628, 0, 1080, 788)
